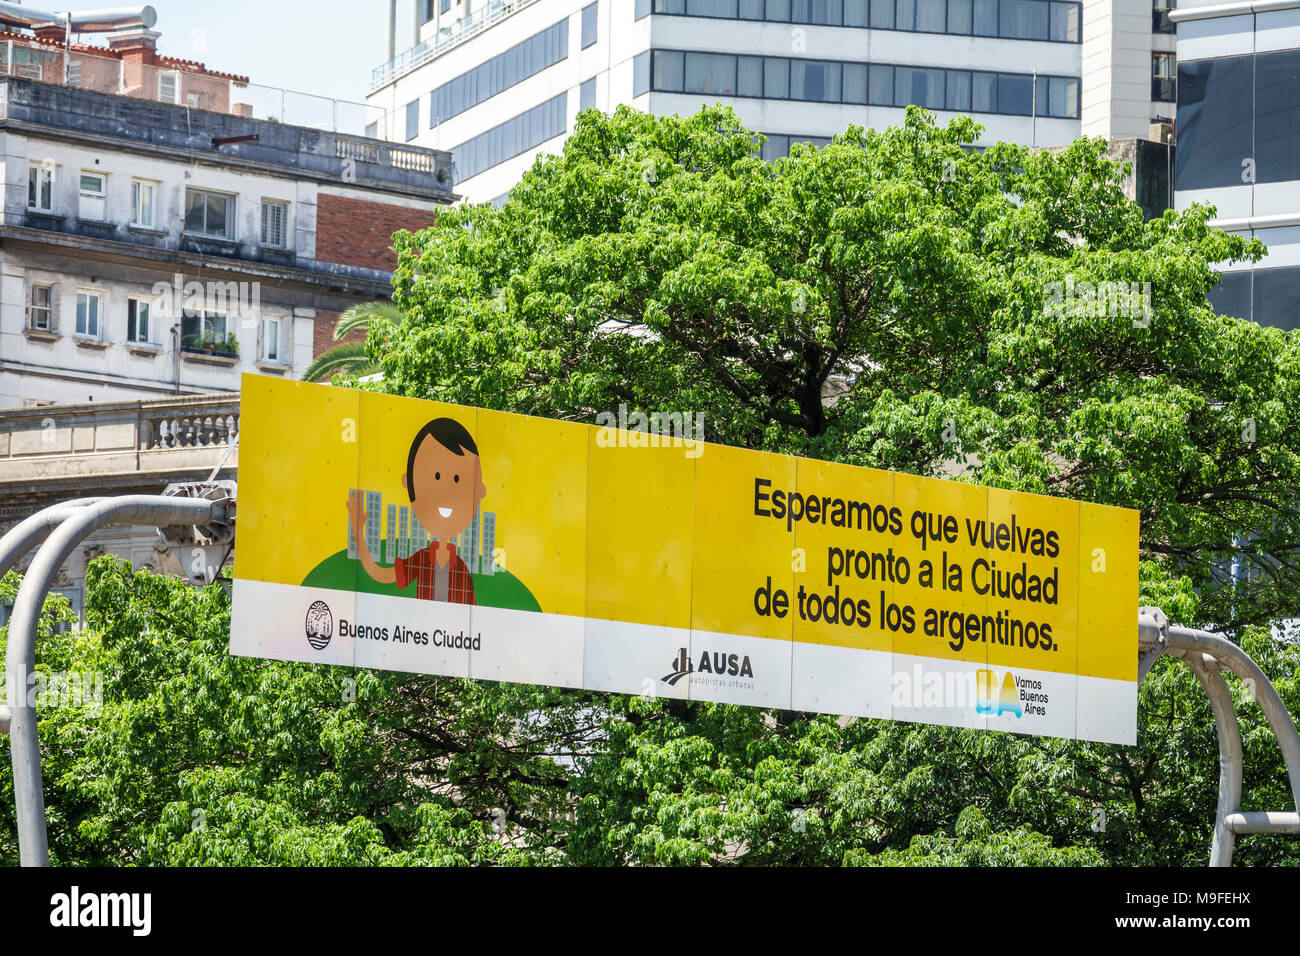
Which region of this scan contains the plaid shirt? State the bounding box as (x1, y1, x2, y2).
(393, 542, 476, 605)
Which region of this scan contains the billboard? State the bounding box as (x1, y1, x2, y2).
(230, 374, 1139, 744)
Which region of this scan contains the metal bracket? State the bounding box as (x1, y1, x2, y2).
(157, 481, 237, 585)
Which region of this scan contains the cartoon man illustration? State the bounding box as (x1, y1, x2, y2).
(346, 418, 486, 604)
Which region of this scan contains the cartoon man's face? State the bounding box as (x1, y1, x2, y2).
(402, 435, 487, 541)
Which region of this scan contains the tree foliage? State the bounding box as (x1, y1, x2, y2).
(3, 105, 1298, 865)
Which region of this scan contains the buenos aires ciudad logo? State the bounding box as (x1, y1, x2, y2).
(305, 600, 333, 650)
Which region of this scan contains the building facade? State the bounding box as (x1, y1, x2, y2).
(0, 75, 453, 409)
(1173, 0, 1300, 329)
(369, 0, 1176, 204)
(1080, 0, 1177, 142)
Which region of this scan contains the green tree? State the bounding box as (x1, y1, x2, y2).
(4, 105, 1298, 866)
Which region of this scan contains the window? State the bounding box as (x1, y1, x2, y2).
(79, 172, 106, 221)
(1153, 0, 1175, 34)
(158, 70, 179, 104)
(1254, 49, 1300, 185)
(972, 71, 997, 111)
(262, 315, 283, 363)
(645, 46, 1075, 116)
(1049, 75, 1078, 118)
(28, 163, 54, 212)
(261, 200, 289, 247)
(441, 0, 450, 12)
(765, 57, 790, 98)
(843, 61, 868, 103)
(648, 0, 1080, 40)
(181, 310, 232, 350)
(895, 66, 944, 108)
(1000, 0, 1049, 39)
(1050, 1, 1078, 40)
(869, 64, 894, 104)
(1152, 53, 1176, 103)
(127, 298, 150, 344)
(429, 20, 569, 127)
(791, 59, 841, 102)
(579, 77, 596, 112)
(917, 0, 945, 31)
(187, 92, 200, 108)
(1254, 267, 1300, 331)
(131, 179, 157, 227)
(422, 0, 435, 23)
(947, 0, 972, 33)
(655, 50, 685, 90)
(28, 284, 53, 331)
(1175, 55, 1253, 191)
(581, 2, 598, 48)
(67, 59, 81, 87)
(634, 50, 651, 96)
(184, 188, 234, 238)
(947, 70, 972, 111)
(685, 52, 736, 95)
(75, 291, 101, 338)
(405, 98, 419, 141)
(998, 72, 1033, 114)
(450, 92, 568, 182)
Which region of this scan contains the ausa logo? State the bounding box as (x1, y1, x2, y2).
(661, 647, 754, 686)
(305, 600, 333, 650)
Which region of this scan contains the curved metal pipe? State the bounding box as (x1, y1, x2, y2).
(1165, 628, 1300, 807)
(0, 498, 103, 579)
(6, 495, 220, 865)
(1184, 655, 1242, 867)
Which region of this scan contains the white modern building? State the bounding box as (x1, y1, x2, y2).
(368, 0, 1179, 204)
(1172, 0, 1300, 328)
(1081, 0, 1177, 142)
(370, 0, 1085, 203)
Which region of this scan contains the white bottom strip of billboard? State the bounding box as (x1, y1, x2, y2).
(231, 579, 1135, 744)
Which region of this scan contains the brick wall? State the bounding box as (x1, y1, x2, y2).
(315, 193, 437, 272)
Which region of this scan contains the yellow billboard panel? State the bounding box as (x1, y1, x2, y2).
(231, 375, 1139, 744)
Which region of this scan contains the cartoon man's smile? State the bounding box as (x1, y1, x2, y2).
(438, 507, 453, 518)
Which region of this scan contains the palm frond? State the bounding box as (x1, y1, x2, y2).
(302, 341, 372, 383)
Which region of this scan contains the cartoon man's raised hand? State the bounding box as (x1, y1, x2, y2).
(346, 489, 368, 540)
(347, 488, 396, 584)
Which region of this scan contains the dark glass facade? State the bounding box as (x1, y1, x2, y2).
(430, 20, 569, 128)
(451, 92, 568, 181)
(646, 48, 1078, 117)
(1176, 50, 1300, 190)
(636, 0, 1080, 42)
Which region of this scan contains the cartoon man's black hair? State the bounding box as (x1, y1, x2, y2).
(406, 418, 479, 502)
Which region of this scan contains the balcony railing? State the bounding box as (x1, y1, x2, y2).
(371, 0, 544, 92)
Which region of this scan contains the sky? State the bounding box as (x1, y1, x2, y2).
(128, 0, 402, 104)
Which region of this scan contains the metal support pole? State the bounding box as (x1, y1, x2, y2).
(5, 495, 226, 866)
(1184, 655, 1241, 867)
(1138, 606, 1300, 866)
